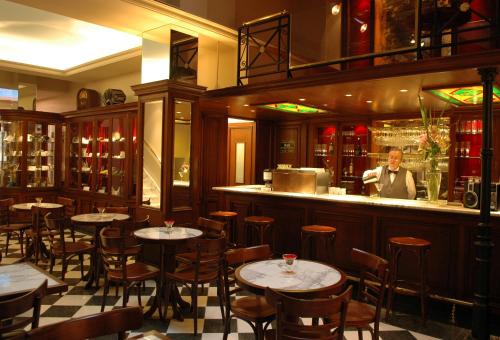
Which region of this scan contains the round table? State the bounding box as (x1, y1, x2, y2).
(11, 202, 64, 263)
(11, 202, 63, 210)
(235, 259, 346, 298)
(134, 226, 203, 320)
(71, 213, 130, 288)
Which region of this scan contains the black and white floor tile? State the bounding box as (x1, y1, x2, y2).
(0, 231, 477, 339)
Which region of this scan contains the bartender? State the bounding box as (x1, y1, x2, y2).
(363, 147, 416, 199)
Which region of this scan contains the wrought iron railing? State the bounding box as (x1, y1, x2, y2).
(237, 0, 499, 84)
(170, 37, 198, 81)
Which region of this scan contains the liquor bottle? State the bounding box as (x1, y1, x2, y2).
(354, 137, 362, 156)
(348, 159, 354, 176)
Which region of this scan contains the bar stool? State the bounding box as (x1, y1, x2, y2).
(243, 216, 274, 248)
(385, 236, 431, 322)
(209, 210, 238, 247)
(301, 225, 336, 264)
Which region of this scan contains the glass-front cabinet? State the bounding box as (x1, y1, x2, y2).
(63, 103, 137, 199)
(339, 123, 369, 195)
(0, 110, 62, 192)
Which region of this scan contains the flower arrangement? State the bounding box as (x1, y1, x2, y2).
(417, 96, 450, 172)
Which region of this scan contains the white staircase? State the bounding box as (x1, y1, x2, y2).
(142, 170, 161, 208)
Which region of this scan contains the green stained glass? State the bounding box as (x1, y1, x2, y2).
(258, 102, 327, 114)
(426, 85, 500, 106)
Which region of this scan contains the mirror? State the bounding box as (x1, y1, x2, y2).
(172, 99, 192, 209)
(170, 30, 198, 84)
(142, 100, 163, 209)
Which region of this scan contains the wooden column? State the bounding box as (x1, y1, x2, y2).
(472, 67, 496, 340)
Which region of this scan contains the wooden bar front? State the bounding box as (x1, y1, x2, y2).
(215, 186, 500, 313)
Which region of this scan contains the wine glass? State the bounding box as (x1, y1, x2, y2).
(35, 197, 43, 205)
(97, 207, 105, 214)
(164, 220, 174, 232)
(374, 182, 384, 198)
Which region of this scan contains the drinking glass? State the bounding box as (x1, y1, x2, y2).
(164, 220, 175, 232)
(97, 207, 105, 214)
(374, 182, 384, 197)
(35, 197, 43, 205)
(282, 253, 297, 272)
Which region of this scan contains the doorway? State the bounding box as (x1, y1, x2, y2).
(227, 118, 255, 186)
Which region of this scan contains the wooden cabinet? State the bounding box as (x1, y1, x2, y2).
(0, 110, 62, 200)
(62, 103, 137, 203)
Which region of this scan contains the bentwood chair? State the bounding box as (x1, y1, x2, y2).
(43, 213, 95, 281)
(26, 306, 143, 340)
(56, 196, 76, 242)
(0, 280, 47, 338)
(264, 285, 352, 340)
(344, 248, 389, 340)
(165, 236, 227, 336)
(99, 224, 160, 312)
(0, 198, 30, 258)
(223, 244, 276, 340)
(27, 206, 64, 264)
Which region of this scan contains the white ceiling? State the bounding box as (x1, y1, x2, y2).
(0, 0, 142, 70)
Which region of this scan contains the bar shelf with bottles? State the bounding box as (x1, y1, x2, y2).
(340, 124, 368, 194)
(313, 125, 337, 186)
(452, 118, 482, 202)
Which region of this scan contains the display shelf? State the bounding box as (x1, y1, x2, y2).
(339, 123, 368, 194)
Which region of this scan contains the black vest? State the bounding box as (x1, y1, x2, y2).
(379, 166, 409, 199)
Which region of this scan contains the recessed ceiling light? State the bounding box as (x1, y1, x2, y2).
(226, 105, 230, 109)
(176, 111, 182, 114)
(323, 104, 328, 106)
(345, 94, 352, 97)
(400, 89, 409, 93)
(299, 98, 306, 101)
(251, 109, 256, 112)
(366, 100, 373, 103)
(331, 4, 341, 15)
(243, 104, 249, 107)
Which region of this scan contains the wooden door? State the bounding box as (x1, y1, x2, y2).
(228, 122, 255, 186)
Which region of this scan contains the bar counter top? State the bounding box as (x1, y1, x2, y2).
(213, 185, 500, 218)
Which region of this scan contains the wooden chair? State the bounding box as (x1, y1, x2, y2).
(165, 236, 226, 336)
(25, 306, 142, 340)
(223, 244, 276, 340)
(99, 224, 160, 312)
(344, 248, 389, 340)
(0, 280, 47, 338)
(0, 198, 30, 258)
(27, 206, 64, 264)
(264, 285, 352, 340)
(56, 196, 76, 242)
(43, 213, 95, 281)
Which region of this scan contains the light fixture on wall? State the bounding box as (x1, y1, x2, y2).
(331, 3, 341, 15)
(353, 17, 368, 33)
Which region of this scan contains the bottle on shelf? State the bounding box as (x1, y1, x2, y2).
(354, 137, 362, 156)
(348, 159, 354, 176)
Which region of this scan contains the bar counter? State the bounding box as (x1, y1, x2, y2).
(213, 185, 500, 312)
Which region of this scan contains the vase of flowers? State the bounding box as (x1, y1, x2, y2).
(417, 96, 450, 202)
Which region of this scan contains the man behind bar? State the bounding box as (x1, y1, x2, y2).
(363, 147, 416, 199)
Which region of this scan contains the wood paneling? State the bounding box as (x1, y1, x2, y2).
(275, 122, 307, 167)
(255, 120, 275, 184)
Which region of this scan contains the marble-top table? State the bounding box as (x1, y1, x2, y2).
(71, 213, 129, 224)
(133, 226, 203, 243)
(11, 202, 63, 210)
(0, 262, 67, 298)
(235, 259, 346, 298)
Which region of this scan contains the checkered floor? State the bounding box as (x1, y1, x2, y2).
(0, 230, 471, 339)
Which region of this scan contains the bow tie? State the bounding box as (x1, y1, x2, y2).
(388, 169, 398, 174)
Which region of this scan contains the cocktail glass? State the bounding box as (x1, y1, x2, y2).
(374, 182, 384, 198)
(97, 207, 105, 214)
(35, 197, 43, 205)
(164, 220, 175, 232)
(282, 253, 297, 273)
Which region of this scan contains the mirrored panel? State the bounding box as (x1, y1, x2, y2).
(172, 99, 191, 209)
(142, 100, 163, 208)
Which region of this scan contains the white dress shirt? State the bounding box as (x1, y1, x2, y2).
(363, 166, 416, 199)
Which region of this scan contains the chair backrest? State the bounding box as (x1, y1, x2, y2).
(0, 198, 14, 226)
(56, 196, 76, 217)
(265, 285, 352, 340)
(100, 226, 129, 280)
(26, 306, 143, 340)
(30, 206, 64, 234)
(186, 236, 226, 282)
(43, 213, 68, 252)
(351, 248, 389, 321)
(195, 217, 225, 239)
(223, 244, 273, 312)
(0, 280, 47, 335)
(109, 216, 150, 248)
(102, 206, 129, 214)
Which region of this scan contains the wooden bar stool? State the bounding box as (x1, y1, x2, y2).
(243, 216, 274, 249)
(385, 236, 431, 323)
(209, 211, 238, 247)
(301, 225, 336, 264)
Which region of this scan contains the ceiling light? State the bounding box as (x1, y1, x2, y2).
(225, 105, 230, 109)
(323, 104, 328, 106)
(243, 104, 249, 107)
(345, 93, 352, 97)
(360, 23, 368, 33)
(366, 100, 373, 103)
(299, 98, 306, 101)
(331, 3, 341, 15)
(251, 109, 256, 112)
(176, 111, 182, 114)
(400, 89, 409, 93)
